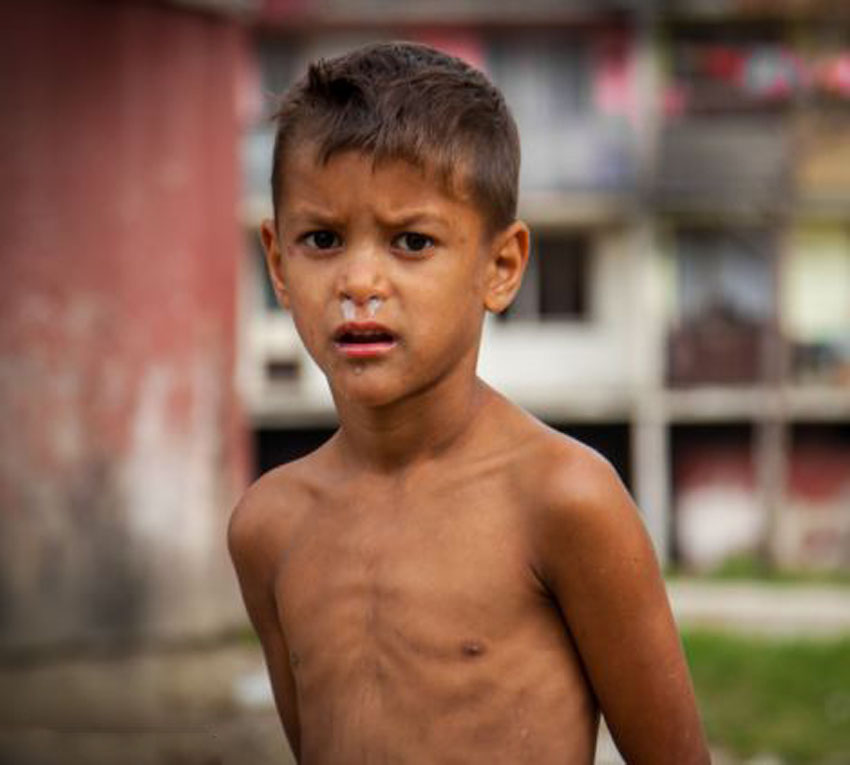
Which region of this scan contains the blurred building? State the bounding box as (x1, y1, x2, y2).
(240, 0, 850, 571)
(3, 0, 847, 659)
(0, 0, 251, 653)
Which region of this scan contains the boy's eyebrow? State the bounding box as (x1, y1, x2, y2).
(375, 209, 450, 230)
(284, 204, 340, 224)
(284, 205, 452, 231)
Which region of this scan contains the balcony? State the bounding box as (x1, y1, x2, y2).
(656, 117, 791, 217)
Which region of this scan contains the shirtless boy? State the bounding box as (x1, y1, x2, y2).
(229, 42, 709, 764)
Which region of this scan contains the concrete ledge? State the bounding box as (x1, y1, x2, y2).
(667, 580, 850, 637)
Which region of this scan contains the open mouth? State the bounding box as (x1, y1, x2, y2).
(336, 329, 395, 345)
(333, 322, 398, 358)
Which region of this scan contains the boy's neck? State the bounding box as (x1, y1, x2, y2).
(332, 370, 490, 473)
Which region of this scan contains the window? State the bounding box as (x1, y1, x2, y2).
(676, 228, 773, 324)
(502, 232, 590, 321)
(783, 224, 850, 384)
(667, 227, 775, 385)
(488, 33, 635, 191)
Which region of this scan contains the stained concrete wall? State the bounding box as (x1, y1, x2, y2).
(0, 0, 249, 652)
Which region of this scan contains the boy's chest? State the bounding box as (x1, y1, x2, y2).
(274, 477, 538, 663)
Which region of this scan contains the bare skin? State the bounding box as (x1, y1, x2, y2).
(229, 149, 709, 764)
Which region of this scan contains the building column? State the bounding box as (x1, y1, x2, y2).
(633, 408, 671, 566)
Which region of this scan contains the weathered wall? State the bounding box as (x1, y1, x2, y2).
(0, 0, 249, 652)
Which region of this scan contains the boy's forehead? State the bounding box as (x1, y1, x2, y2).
(280, 142, 476, 214)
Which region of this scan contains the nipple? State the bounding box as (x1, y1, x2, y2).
(461, 640, 485, 658)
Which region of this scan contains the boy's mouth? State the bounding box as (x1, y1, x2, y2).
(333, 321, 398, 358)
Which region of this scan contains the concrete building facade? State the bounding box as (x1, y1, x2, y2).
(240, 0, 850, 572)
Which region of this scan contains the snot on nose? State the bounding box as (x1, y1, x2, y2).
(340, 296, 383, 320)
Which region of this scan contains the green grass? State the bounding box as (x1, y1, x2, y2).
(666, 554, 850, 586)
(682, 630, 850, 763)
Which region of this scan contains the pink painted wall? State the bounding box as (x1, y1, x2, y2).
(0, 0, 249, 650)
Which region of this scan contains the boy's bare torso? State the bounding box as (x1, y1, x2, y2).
(239, 392, 608, 764)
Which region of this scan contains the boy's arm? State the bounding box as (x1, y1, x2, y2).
(228, 493, 301, 761)
(535, 447, 709, 765)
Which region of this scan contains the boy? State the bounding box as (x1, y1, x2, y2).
(229, 42, 709, 764)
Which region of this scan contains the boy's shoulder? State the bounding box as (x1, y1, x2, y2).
(534, 426, 630, 524)
(492, 399, 642, 568)
(504, 402, 656, 597)
(495, 397, 630, 525)
(227, 437, 336, 568)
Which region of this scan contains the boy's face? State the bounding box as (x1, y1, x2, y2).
(261, 147, 527, 408)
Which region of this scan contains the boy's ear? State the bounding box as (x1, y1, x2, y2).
(260, 219, 291, 310)
(483, 220, 530, 315)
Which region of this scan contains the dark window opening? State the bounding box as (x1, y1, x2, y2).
(502, 232, 590, 322)
(549, 422, 631, 491)
(254, 427, 337, 477)
(265, 359, 300, 382)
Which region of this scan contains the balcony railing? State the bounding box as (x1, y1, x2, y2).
(656, 117, 791, 215)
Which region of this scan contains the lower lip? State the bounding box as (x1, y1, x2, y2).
(335, 340, 397, 359)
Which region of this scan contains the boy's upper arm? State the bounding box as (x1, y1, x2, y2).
(535, 447, 709, 765)
(228, 487, 301, 759)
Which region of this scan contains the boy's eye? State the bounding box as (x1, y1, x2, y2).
(393, 232, 435, 255)
(302, 230, 341, 250)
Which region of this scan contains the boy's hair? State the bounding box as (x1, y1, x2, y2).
(270, 41, 520, 236)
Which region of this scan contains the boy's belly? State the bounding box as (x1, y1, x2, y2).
(292, 616, 599, 765)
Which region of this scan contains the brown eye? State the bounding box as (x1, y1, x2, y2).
(394, 232, 434, 255)
(303, 230, 341, 250)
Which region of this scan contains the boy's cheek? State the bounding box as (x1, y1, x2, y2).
(290, 312, 324, 360)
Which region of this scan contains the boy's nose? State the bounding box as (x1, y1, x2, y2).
(336, 246, 389, 305)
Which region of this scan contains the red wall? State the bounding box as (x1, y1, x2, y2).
(0, 0, 249, 650)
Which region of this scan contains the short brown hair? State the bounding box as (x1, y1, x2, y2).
(270, 41, 520, 236)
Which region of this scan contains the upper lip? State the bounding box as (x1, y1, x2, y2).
(333, 321, 397, 343)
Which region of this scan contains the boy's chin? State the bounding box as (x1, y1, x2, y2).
(329, 368, 409, 409)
